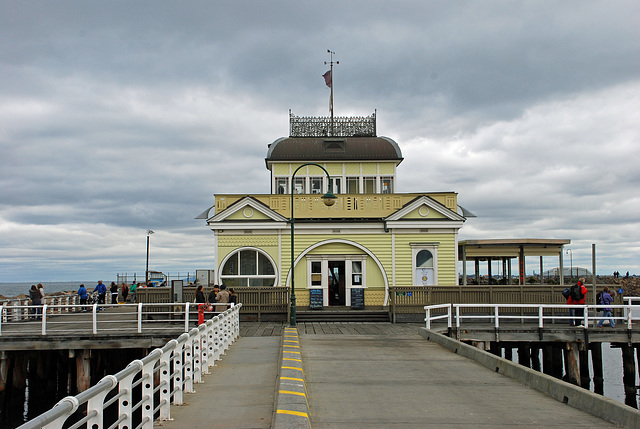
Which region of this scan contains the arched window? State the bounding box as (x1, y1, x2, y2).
(220, 248, 277, 287)
(416, 250, 433, 268)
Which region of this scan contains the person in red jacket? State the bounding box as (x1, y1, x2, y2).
(567, 277, 588, 326)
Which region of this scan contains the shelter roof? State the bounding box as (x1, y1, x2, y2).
(459, 238, 571, 259)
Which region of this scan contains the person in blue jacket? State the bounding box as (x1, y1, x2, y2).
(93, 280, 107, 308)
(78, 284, 88, 307)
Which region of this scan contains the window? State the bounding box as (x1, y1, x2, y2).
(276, 177, 288, 194)
(310, 177, 323, 194)
(311, 261, 322, 286)
(220, 248, 277, 287)
(411, 244, 438, 286)
(346, 177, 359, 194)
(352, 261, 363, 286)
(293, 177, 306, 194)
(380, 177, 394, 194)
(332, 178, 342, 194)
(416, 250, 433, 268)
(364, 177, 376, 194)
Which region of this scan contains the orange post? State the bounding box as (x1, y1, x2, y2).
(198, 304, 204, 325)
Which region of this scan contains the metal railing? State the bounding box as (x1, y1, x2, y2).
(424, 303, 634, 330)
(17, 303, 241, 429)
(0, 301, 235, 336)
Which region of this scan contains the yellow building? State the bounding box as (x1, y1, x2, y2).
(201, 113, 469, 308)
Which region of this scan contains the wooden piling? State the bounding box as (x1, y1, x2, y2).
(551, 346, 564, 379)
(504, 346, 513, 361)
(591, 343, 604, 395)
(564, 342, 580, 386)
(518, 343, 531, 368)
(621, 344, 637, 408)
(530, 345, 541, 372)
(76, 349, 91, 392)
(579, 349, 591, 389)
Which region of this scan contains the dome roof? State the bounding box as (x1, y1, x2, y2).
(266, 136, 403, 164)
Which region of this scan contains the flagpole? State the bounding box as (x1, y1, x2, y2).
(325, 50, 338, 136)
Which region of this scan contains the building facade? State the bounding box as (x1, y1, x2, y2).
(202, 113, 468, 308)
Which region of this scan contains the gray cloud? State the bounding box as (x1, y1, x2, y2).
(1, 0, 639, 281)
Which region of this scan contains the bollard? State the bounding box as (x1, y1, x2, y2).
(198, 304, 204, 325)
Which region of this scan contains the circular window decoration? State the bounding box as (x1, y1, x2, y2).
(418, 206, 430, 217)
(243, 208, 254, 218)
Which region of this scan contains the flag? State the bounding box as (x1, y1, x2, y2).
(322, 70, 332, 88)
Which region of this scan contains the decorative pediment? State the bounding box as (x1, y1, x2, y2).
(207, 196, 289, 224)
(385, 196, 465, 222)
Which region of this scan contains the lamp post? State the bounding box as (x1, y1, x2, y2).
(290, 163, 337, 326)
(566, 249, 573, 283)
(146, 230, 155, 284)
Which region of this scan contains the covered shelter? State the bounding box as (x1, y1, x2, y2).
(459, 239, 571, 285)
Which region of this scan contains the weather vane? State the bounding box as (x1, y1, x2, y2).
(323, 50, 339, 134)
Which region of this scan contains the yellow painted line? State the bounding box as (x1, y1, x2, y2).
(283, 350, 301, 354)
(282, 366, 304, 373)
(280, 390, 306, 397)
(284, 345, 300, 348)
(284, 335, 299, 338)
(277, 409, 309, 419)
(281, 376, 304, 382)
(283, 358, 302, 362)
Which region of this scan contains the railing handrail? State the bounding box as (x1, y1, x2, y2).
(0, 301, 236, 336)
(17, 303, 242, 429)
(424, 303, 635, 330)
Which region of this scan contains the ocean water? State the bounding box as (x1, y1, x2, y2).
(0, 281, 109, 298)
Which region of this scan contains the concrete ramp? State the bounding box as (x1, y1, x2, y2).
(300, 331, 619, 428)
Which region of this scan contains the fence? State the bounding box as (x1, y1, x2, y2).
(424, 303, 635, 331)
(0, 301, 235, 336)
(17, 304, 241, 429)
(136, 286, 289, 321)
(389, 284, 625, 321)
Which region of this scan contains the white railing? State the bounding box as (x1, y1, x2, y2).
(17, 303, 241, 429)
(0, 302, 234, 336)
(424, 303, 634, 330)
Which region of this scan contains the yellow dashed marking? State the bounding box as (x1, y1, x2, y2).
(277, 409, 309, 418)
(283, 358, 302, 362)
(281, 376, 304, 382)
(280, 390, 306, 397)
(282, 366, 304, 373)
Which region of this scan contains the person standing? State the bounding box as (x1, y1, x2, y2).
(110, 282, 119, 304)
(130, 282, 138, 303)
(93, 281, 107, 309)
(195, 285, 206, 303)
(567, 277, 588, 327)
(29, 285, 41, 319)
(215, 284, 230, 312)
(78, 284, 89, 310)
(597, 287, 615, 328)
(121, 283, 129, 303)
(229, 288, 238, 306)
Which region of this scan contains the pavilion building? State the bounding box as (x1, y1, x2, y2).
(199, 112, 470, 308)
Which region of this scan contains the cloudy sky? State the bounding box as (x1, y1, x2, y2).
(1, 1, 639, 282)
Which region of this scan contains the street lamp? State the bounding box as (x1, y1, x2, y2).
(290, 163, 337, 326)
(566, 249, 573, 283)
(146, 230, 155, 284)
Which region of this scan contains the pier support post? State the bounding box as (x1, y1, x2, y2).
(551, 346, 564, 379)
(518, 343, 531, 368)
(564, 342, 580, 386)
(590, 343, 604, 395)
(76, 349, 91, 393)
(579, 349, 591, 390)
(530, 345, 541, 372)
(504, 346, 512, 361)
(622, 344, 638, 408)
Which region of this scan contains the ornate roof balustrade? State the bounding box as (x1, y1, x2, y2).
(289, 111, 376, 137)
(213, 193, 458, 219)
